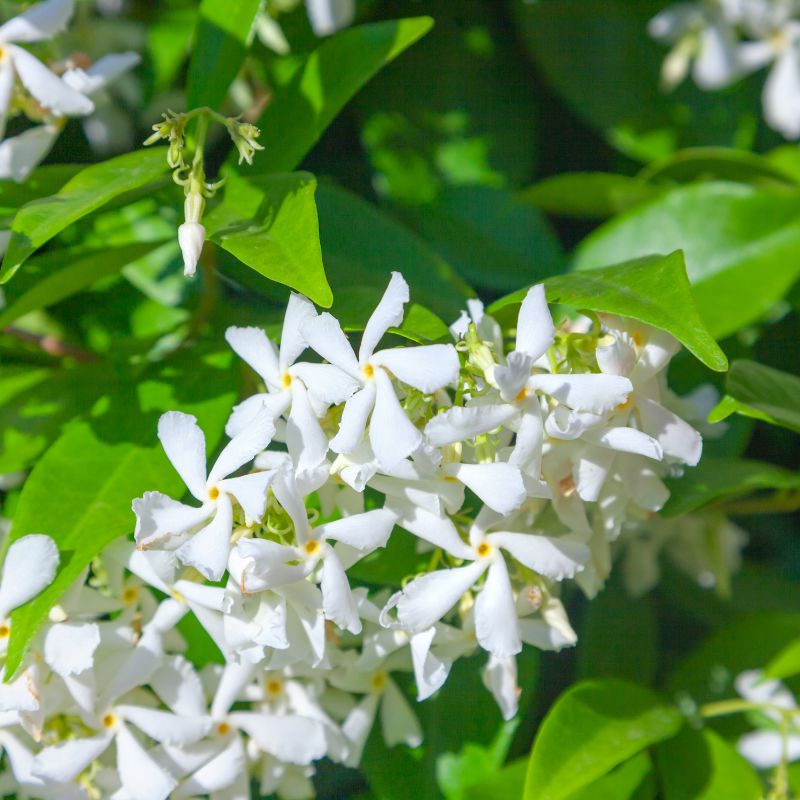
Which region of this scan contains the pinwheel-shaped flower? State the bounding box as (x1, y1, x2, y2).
(133, 409, 276, 581)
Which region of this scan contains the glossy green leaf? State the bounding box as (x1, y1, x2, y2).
(523, 679, 683, 800)
(206, 171, 332, 307)
(186, 0, 260, 110)
(565, 753, 653, 800)
(1, 149, 168, 282)
(316, 181, 472, 319)
(573, 182, 800, 339)
(489, 251, 727, 371)
(662, 457, 800, 517)
(463, 759, 528, 800)
(519, 172, 660, 219)
(764, 637, 800, 681)
(709, 359, 800, 433)
(404, 186, 564, 292)
(0, 165, 82, 227)
(655, 727, 762, 800)
(250, 17, 432, 174)
(0, 242, 166, 328)
(5, 352, 236, 678)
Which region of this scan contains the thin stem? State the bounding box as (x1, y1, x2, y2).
(699, 698, 799, 720)
(721, 490, 800, 517)
(2, 326, 95, 362)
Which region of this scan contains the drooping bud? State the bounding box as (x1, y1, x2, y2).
(178, 221, 205, 277)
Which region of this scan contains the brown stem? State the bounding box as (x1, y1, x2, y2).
(3, 326, 96, 362)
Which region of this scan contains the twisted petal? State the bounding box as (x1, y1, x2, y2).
(320, 548, 360, 634)
(369, 368, 423, 469)
(359, 271, 409, 362)
(373, 344, 459, 393)
(475, 557, 521, 658)
(158, 412, 207, 501)
(425, 403, 515, 447)
(0, 534, 59, 619)
(516, 284, 555, 359)
(301, 312, 359, 377)
(489, 531, 588, 581)
(225, 326, 280, 387)
(116, 721, 178, 800)
(0, 0, 74, 43)
(176, 493, 234, 581)
(208, 409, 275, 484)
(330, 383, 376, 455)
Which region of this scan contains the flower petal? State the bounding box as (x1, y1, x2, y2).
(636, 397, 702, 466)
(217, 470, 275, 523)
(373, 344, 459, 393)
(62, 51, 139, 94)
(516, 284, 555, 359)
(319, 507, 396, 552)
(225, 326, 280, 387)
(330, 383, 376, 455)
(448, 463, 526, 515)
(342, 694, 379, 767)
(291, 362, 360, 406)
(475, 557, 521, 657)
(369, 369, 422, 469)
(280, 292, 317, 370)
(228, 712, 328, 765)
(482, 655, 519, 721)
(305, 0, 355, 36)
(582, 424, 663, 461)
(157, 411, 208, 501)
(425, 403, 515, 447)
(0, 124, 59, 182)
(208, 409, 275, 484)
(320, 549, 361, 634)
(116, 722, 178, 800)
(176, 493, 234, 581)
(495, 350, 534, 401)
(528, 373, 632, 414)
(360, 271, 408, 362)
(132, 491, 210, 549)
(301, 312, 360, 376)
(43, 622, 99, 677)
(173, 735, 245, 797)
(0, 534, 59, 619)
(0, 0, 74, 43)
(389, 500, 474, 559)
(32, 734, 111, 783)
(117, 705, 210, 746)
(286, 380, 329, 472)
(489, 531, 588, 581)
(410, 627, 451, 701)
(380, 678, 422, 748)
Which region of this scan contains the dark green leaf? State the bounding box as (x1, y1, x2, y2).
(186, 0, 261, 110)
(662, 457, 800, 517)
(524, 679, 683, 800)
(655, 727, 762, 800)
(709, 359, 800, 433)
(0, 165, 82, 227)
(573, 182, 800, 339)
(1, 149, 168, 282)
(206, 171, 332, 307)
(489, 251, 727, 372)
(250, 17, 433, 173)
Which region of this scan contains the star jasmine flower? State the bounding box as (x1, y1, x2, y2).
(301, 271, 460, 469)
(133, 409, 277, 580)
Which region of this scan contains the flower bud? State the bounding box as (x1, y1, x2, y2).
(178, 221, 205, 277)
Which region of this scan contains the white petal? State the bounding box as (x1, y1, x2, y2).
(228, 712, 328, 765)
(0, 667, 39, 712)
(7, 44, 94, 116)
(342, 694, 379, 767)
(319, 507, 396, 551)
(132, 491, 210, 549)
(764, 45, 800, 139)
(226, 393, 282, 438)
(495, 350, 534, 401)
(157, 412, 208, 501)
(235, 538, 302, 592)
(693, 21, 739, 89)
(280, 292, 317, 370)
(490, 531, 588, 581)
(0, 534, 59, 619)
(475, 557, 521, 657)
(174, 736, 245, 796)
(306, 0, 355, 36)
(62, 51, 139, 94)
(330, 383, 376, 454)
(380, 678, 422, 748)
(575, 447, 615, 502)
(516, 284, 555, 359)
(582, 424, 663, 461)
(410, 628, 451, 701)
(449, 463, 526, 515)
(43, 622, 99, 676)
(218, 470, 274, 523)
(117, 705, 210, 746)
(735, 670, 796, 709)
(320, 549, 361, 634)
(389, 501, 474, 559)
(509, 401, 544, 474)
(32, 734, 111, 782)
(0, 55, 13, 139)
(369, 369, 423, 469)
(737, 730, 788, 769)
(360, 271, 409, 362)
(372, 344, 459, 393)
(0, 0, 74, 43)
(178, 221, 204, 277)
(636, 397, 702, 465)
(291, 362, 360, 405)
(176, 493, 234, 581)
(286, 380, 329, 472)
(116, 722, 177, 800)
(596, 331, 637, 377)
(0, 125, 59, 182)
(208, 409, 275, 484)
(301, 312, 360, 376)
(396, 561, 487, 632)
(528, 373, 632, 414)
(519, 618, 577, 651)
(225, 326, 280, 387)
(482, 655, 519, 721)
(149, 656, 207, 717)
(425, 403, 516, 447)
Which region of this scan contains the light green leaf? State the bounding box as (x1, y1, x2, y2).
(572, 182, 800, 339)
(523, 679, 683, 800)
(662, 457, 800, 517)
(565, 753, 653, 800)
(764, 637, 800, 681)
(655, 727, 762, 800)
(489, 251, 727, 372)
(5, 352, 236, 679)
(0, 165, 82, 227)
(709, 359, 800, 433)
(463, 759, 528, 800)
(206, 171, 332, 307)
(0, 242, 166, 328)
(186, 0, 260, 110)
(1, 149, 168, 282)
(519, 172, 660, 219)
(250, 17, 433, 174)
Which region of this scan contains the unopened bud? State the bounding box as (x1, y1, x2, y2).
(178, 221, 205, 277)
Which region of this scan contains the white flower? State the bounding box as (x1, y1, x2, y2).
(0, 0, 93, 139)
(133, 409, 276, 580)
(177, 221, 205, 278)
(305, 0, 355, 36)
(302, 271, 460, 469)
(0, 534, 59, 623)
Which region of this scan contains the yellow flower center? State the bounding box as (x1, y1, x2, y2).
(514, 387, 528, 403)
(362, 363, 375, 380)
(370, 672, 387, 692)
(265, 678, 283, 696)
(208, 486, 220, 501)
(102, 713, 117, 729)
(122, 587, 139, 604)
(282, 372, 292, 388)
(616, 394, 634, 412)
(217, 722, 231, 736)
(0, 624, 10, 639)
(304, 539, 320, 556)
(559, 475, 576, 497)
(476, 542, 493, 559)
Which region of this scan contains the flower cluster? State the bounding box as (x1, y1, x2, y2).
(649, 0, 800, 138)
(0, 273, 709, 798)
(0, 0, 139, 184)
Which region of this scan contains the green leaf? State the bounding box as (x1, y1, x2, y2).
(523, 679, 683, 800)
(316, 182, 472, 320)
(572, 182, 800, 339)
(662, 457, 800, 517)
(655, 727, 762, 800)
(5, 352, 236, 678)
(250, 17, 433, 174)
(565, 753, 653, 800)
(489, 251, 727, 372)
(206, 171, 332, 307)
(186, 0, 260, 110)
(0, 242, 166, 328)
(463, 759, 528, 800)
(709, 359, 800, 433)
(0, 164, 82, 227)
(519, 173, 660, 219)
(764, 637, 800, 681)
(1, 149, 169, 282)
(404, 186, 564, 293)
